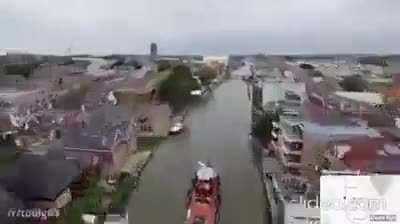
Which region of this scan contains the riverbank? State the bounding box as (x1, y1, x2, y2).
(60, 145, 157, 224)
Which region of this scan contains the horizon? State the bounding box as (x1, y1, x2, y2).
(2, 48, 400, 58)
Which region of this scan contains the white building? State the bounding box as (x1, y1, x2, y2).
(273, 117, 304, 172)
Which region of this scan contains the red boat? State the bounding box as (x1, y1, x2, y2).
(185, 162, 221, 224)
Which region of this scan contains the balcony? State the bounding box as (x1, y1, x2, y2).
(281, 141, 303, 155)
(282, 154, 302, 168)
(280, 119, 304, 143)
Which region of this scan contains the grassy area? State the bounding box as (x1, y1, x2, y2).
(109, 176, 139, 210)
(60, 142, 160, 223)
(138, 137, 165, 151)
(60, 176, 105, 224)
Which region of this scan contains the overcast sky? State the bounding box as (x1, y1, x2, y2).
(1, 0, 399, 55)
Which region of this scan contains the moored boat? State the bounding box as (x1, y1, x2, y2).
(169, 115, 185, 135)
(185, 162, 220, 224)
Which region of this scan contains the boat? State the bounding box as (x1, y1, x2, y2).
(169, 122, 184, 135)
(185, 162, 221, 224)
(169, 116, 185, 135)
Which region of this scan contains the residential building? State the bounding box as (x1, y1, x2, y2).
(274, 117, 304, 173)
(64, 103, 136, 177)
(264, 164, 320, 224)
(330, 91, 383, 113)
(305, 75, 340, 108)
(0, 111, 18, 143)
(324, 131, 400, 174)
(326, 91, 394, 126)
(0, 150, 80, 209)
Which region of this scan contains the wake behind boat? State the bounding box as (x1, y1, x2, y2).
(185, 162, 221, 224)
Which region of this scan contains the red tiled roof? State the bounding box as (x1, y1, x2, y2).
(385, 87, 400, 97)
(342, 137, 382, 171)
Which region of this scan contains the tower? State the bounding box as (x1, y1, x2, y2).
(150, 43, 158, 61)
(250, 65, 263, 133)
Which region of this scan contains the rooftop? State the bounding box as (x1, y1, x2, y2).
(327, 134, 400, 173)
(0, 151, 80, 201)
(64, 103, 132, 150)
(334, 91, 383, 105)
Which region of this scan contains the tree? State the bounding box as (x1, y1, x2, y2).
(157, 60, 172, 72)
(197, 65, 217, 85)
(312, 144, 331, 171)
(4, 64, 37, 79)
(253, 112, 275, 144)
(310, 70, 324, 77)
(299, 63, 314, 70)
(340, 75, 368, 92)
(159, 65, 200, 111)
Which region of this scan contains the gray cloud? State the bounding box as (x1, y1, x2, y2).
(0, 0, 399, 55)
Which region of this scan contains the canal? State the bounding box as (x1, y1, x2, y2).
(129, 80, 267, 224)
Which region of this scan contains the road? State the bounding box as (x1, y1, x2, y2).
(128, 80, 267, 224)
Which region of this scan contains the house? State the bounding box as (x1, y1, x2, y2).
(323, 130, 400, 174)
(331, 91, 383, 113)
(384, 86, 400, 104)
(305, 73, 340, 108)
(268, 172, 320, 224)
(0, 112, 18, 144)
(0, 150, 80, 209)
(326, 91, 394, 126)
(64, 103, 136, 177)
(324, 136, 381, 172)
(299, 122, 383, 187)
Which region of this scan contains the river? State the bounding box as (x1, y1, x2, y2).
(128, 80, 267, 224)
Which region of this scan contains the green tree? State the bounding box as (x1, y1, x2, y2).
(299, 63, 314, 70)
(312, 144, 331, 171)
(197, 65, 217, 85)
(4, 64, 37, 79)
(159, 65, 200, 111)
(110, 176, 138, 209)
(253, 112, 275, 144)
(311, 70, 324, 77)
(340, 75, 368, 92)
(157, 60, 172, 72)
